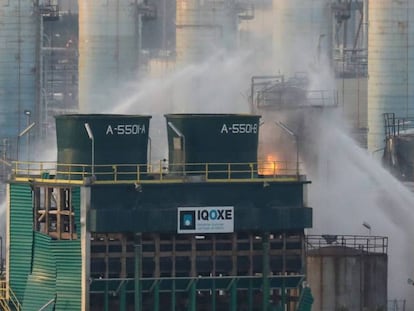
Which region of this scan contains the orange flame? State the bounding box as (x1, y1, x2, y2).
(259, 154, 278, 176)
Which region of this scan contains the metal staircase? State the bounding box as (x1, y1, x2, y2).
(0, 281, 21, 311)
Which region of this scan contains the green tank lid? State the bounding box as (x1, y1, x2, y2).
(165, 113, 261, 178)
(55, 114, 151, 180)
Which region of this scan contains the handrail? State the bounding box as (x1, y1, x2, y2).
(10, 160, 303, 184)
(0, 280, 21, 311)
(0, 280, 6, 299)
(89, 274, 306, 293)
(306, 235, 388, 254)
(0, 299, 11, 311)
(8, 285, 21, 311)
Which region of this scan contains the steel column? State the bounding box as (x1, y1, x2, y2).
(230, 279, 237, 311)
(262, 233, 270, 311)
(135, 234, 142, 311)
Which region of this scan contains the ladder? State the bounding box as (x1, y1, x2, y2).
(0, 281, 21, 311)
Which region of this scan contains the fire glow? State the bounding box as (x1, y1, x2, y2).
(258, 154, 279, 176)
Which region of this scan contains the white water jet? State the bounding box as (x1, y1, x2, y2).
(107, 49, 265, 161)
(304, 111, 414, 305)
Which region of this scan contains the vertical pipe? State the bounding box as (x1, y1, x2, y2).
(172, 236, 176, 311)
(91, 137, 95, 176)
(0, 236, 2, 274)
(189, 280, 196, 311)
(120, 235, 127, 311)
(362, 0, 368, 52)
(135, 233, 142, 311)
(211, 279, 216, 311)
(262, 233, 270, 311)
(38, 10, 44, 139)
(230, 279, 237, 311)
(105, 235, 109, 311)
(120, 282, 126, 311)
(248, 278, 253, 311)
(80, 187, 91, 311)
(281, 280, 286, 310)
(17, 0, 22, 137)
(153, 281, 159, 311)
(171, 280, 176, 311)
(104, 281, 109, 311)
(295, 135, 299, 177)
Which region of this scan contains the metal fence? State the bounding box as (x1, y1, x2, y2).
(306, 234, 388, 254)
(9, 160, 304, 184)
(388, 299, 406, 311)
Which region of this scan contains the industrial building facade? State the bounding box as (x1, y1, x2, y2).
(4, 114, 313, 311)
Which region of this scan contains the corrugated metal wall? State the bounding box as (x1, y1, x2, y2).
(8, 184, 33, 302)
(22, 233, 56, 311)
(8, 185, 82, 310)
(52, 240, 82, 310)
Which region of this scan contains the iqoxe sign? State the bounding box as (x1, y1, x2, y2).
(177, 206, 234, 234)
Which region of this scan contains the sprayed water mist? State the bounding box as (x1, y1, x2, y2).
(106, 49, 267, 160)
(298, 109, 414, 305)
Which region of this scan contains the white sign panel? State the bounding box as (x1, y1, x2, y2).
(177, 206, 234, 234)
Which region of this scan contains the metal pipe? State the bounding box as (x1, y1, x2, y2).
(38, 298, 55, 311)
(84, 123, 95, 177)
(262, 233, 270, 311)
(167, 122, 186, 174)
(134, 233, 142, 311)
(0, 236, 2, 275)
(230, 279, 237, 311)
(275, 121, 299, 177)
(24, 110, 31, 162)
(17, 122, 36, 162)
(189, 280, 196, 311)
(147, 136, 151, 173)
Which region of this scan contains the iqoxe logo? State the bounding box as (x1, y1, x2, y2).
(177, 207, 234, 234)
(197, 209, 232, 221)
(179, 210, 196, 230)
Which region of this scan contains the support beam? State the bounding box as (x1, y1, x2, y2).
(262, 233, 270, 311)
(135, 233, 142, 311)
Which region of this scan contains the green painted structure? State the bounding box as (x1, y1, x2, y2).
(55, 114, 151, 179)
(8, 184, 82, 310)
(6, 113, 314, 311)
(89, 182, 311, 233)
(165, 114, 260, 177)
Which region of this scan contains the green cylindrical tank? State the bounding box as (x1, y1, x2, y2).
(55, 114, 151, 180)
(165, 113, 261, 178)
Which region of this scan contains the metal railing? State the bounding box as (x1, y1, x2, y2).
(306, 235, 388, 254)
(384, 112, 414, 138)
(0, 280, 21, 311)
(388, 299, 406, 311)
(89, 274, 305, 294)
(10, 159, 303, 184)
